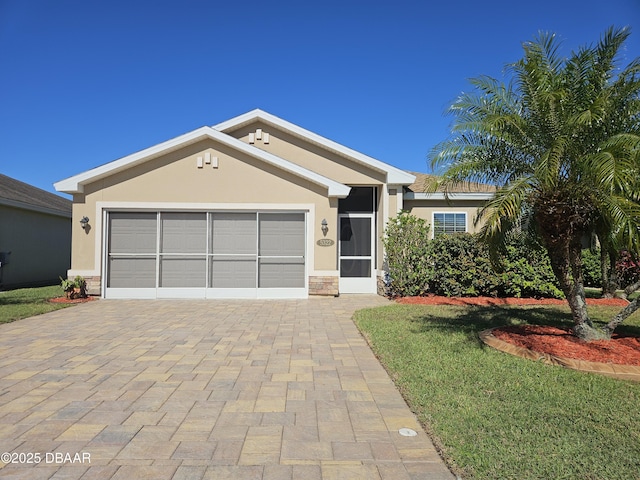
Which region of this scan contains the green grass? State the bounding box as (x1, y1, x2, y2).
(0, 285, 70, 324)
(355, 303, 640, 479)
(585, 286, 640, 300)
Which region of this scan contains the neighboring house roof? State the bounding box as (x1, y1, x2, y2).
(405, 172, 496, 200)
(0, 174, 72, 218)
(213, 109, 416, 186)
(54, 126, 351, 198)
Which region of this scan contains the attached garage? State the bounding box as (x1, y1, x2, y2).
(106, 211, 306, 299)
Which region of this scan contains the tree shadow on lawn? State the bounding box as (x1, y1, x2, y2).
(407, 304, 640, 347)
(0, 295, 48, 306)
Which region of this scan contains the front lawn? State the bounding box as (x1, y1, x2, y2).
(0, 285, 69, 324)
(355, 303, 640, 479)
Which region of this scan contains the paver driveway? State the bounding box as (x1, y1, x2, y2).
(0, 296, 455, 479)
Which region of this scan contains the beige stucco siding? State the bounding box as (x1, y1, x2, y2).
(228, 122, 388, 186)
(403, 200, 486, 236)
(71, 139, 338, 273)
(388, 188, 398, 215)
(375, 189, 385, 271)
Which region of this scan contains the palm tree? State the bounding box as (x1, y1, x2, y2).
(430, 26, 640, 340)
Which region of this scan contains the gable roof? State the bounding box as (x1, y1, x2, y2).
(0, 174, 71, 218)
(213, 109, 416, 185)
(54, 126, 351, 197)
(405, 172, 496, 200)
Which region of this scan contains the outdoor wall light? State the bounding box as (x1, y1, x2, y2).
(321, 218, 329, 237)
(80, 216, 90, 230)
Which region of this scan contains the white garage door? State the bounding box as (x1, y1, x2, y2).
(105, 211, 306, 299)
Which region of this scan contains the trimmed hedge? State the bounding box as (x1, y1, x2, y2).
(382, 213, 432, 297)
(383, 213, 562, 298)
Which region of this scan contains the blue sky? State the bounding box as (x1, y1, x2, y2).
(1, 0, 638, 196)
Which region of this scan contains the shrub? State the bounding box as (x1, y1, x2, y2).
(578, 248, 640, 291)
(428, 233, 502, 297)
(499, 237, 563, 298)
(382, 212, 432, 297)
(383, 214, 562, 298)
(617, 250, 640, 288)
(581, 249, 602, 288)
(428, 234, 562, 298)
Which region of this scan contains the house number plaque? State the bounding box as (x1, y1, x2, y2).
(316, 239, 335, 247)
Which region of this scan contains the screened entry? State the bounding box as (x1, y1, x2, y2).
(106, 211, 306, 299)
(338, 186, 377, 294)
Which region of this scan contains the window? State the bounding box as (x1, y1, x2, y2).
(433, 213, 466, 236)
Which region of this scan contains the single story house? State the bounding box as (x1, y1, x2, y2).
(55, 109, 493, 299)
(0, 174, 72, 289)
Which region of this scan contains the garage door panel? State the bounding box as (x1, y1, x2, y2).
(259, 257, 305, 288)
(161, 213, 207, 254)
(108, 257, 156, 288)
(159, 256, 206, 287)
(209, 257, 257, 288)
(259, 213, 304, 256)
(109, 213, 157, 254)
(211, 213, 256, 255)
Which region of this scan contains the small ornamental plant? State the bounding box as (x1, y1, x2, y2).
(60, 276, 87, 299)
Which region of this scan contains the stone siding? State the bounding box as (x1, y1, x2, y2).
(309, 276, 339, 296)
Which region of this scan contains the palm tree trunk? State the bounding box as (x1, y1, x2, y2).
(546, 239, 607, 340)
(604, 248, 620, 298)
(623, 279, 640, 299)
(600, 246, 610, 297)
(597, 234, 619, 298)
(604, 298, 640, 336)
(603, 279, 640, 335)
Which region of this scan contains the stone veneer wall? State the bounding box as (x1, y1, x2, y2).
(84, 276, 101, 296)
(376, 275, 386, 297)
(308, 276, 339, 296)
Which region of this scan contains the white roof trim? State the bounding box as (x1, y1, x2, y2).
(54, 126, 351, 198)
(404, 192, 494, 201)
(214, 109, 416, 185)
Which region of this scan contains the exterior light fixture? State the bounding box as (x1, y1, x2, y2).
(80, 216, 90, 230)
(321, 218, 329, 237)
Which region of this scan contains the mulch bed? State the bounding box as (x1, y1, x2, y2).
(49, 296, 96, 304)
(492, 324, 640, 366)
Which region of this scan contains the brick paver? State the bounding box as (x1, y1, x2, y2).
(0, 296, 455, 479)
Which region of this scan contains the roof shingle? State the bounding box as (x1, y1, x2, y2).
(0, 174, 72, 217)
(406, 172, 496, 194)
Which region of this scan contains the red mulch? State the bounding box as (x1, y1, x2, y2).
(396, 295, 629, 307)
(49, 296, 96, 304)
(396, 295, 639, 365)
(492, 324, 640, 366)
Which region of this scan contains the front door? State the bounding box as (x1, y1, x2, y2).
(338, 187, 377, 294)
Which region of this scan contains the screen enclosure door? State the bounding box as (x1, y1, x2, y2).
(339, 214, 376, 293)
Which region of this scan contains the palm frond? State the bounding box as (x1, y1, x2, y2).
(476, 176, 534, 266)
(430, 26, 640, 267)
